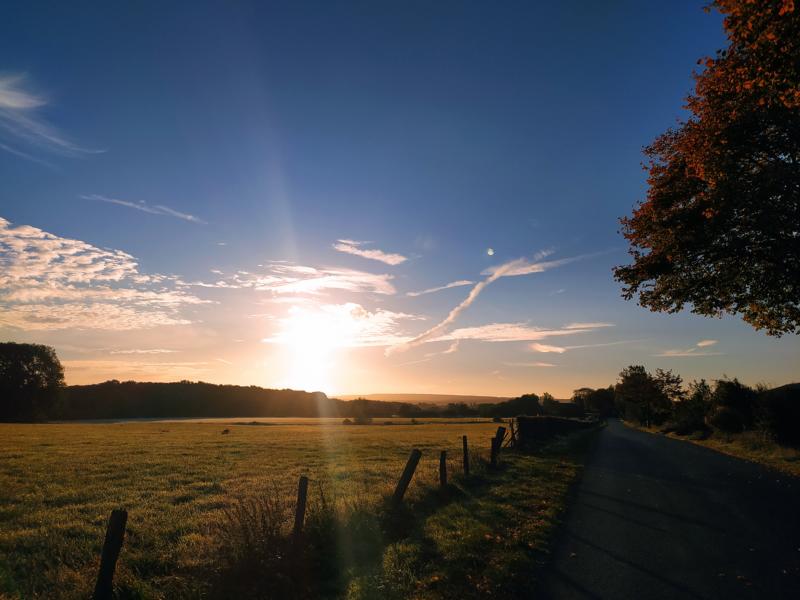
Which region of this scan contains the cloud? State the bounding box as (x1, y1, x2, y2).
(0, 216, 208, 331)
(564, 322, 614, 330)
(424, 340, 460, 358)
(262, 302, 416, 348)
(0, 73, 100, 162)
(110, 349, 179, 355)
(388, 250, 591, 354)
(531, 339, 639, 353)
(333, 239, 407, 265)
(188, 262, 395, 296)
(530, 343, 567, 353)
(406, 280, 474, 297)
(437, 322, 612, 343)
(82, 194, 206, 224)
(505, 361, 557, 368)
(656, 339, 723, 357)
(656, 349, 723, 357)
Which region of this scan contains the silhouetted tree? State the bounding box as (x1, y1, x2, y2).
(0, 342, 64, 421)
(615, 365, 671, 426)
(571, 388, 594, 412)
(707, 378, 758, 432)
(614, 0, 800, 336)
(584, 387, 616, 417)
(672, 379, 712, 434)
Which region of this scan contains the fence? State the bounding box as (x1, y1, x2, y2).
(89, 425, 510, 599)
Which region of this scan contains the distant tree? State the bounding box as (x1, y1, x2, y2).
(585, 386, 616, 417)
(614, 0, 800, 336)
(672, 379, 713, 434)
(490, 393, 542, 417)
(615, 365, 671, 426)
(654, 369, 685, 404)
(571, 388, 594, 412)
(0, 342, 64, 421)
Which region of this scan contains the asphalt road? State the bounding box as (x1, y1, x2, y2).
(542, 419, 800, 599)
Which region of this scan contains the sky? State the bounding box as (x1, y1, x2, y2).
(1, 1, 798, 398)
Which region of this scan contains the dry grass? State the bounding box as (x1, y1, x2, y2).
(0, 418, 591, 598)
(624, 421, 800, 478)
(686, 431, 800, 478)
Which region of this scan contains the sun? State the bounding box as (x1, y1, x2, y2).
(266, 305, 355, 394)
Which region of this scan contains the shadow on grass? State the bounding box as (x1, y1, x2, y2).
(190, 431, 596, 600)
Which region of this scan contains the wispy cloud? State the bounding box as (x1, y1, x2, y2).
(530, 343, 567, 353)
(82, 194, 206, 224)
(333, 239, 407, 265)
(424, 340, 460, 358)
(530, 339, 638, 353)
(0, 73, 100, 162)
(656, 340, 723, 357)
(406, 280, 474, 297)
(437, 322, 613, 343)
(504, 361, 557, 368)
(388, 250, 591, 354)
(186, 263, 395, 296)
(0, 216, 208, 331)
(109, 349, 179, 355)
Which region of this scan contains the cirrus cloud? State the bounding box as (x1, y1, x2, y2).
(333, 239, 407, 265)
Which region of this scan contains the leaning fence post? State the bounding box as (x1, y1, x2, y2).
(462, 435, 470, 477)
(439, 450, 448, 488)
(93, 509, 127, 600)
(393, 449, 422, 503)
(490, 436, 499, 468)
(293, 475, 309, 539)
(495, 426, 507, 446)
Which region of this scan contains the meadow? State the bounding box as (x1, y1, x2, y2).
(0, 418, 591, 598)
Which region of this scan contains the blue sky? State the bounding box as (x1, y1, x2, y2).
(1, 1, 798, 397)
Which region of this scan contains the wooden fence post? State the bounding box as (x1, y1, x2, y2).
(93, 509, 127, 600)
(293, 475, 309, 539)
(439, 450, 447, 488)
(491, 426, 507, 468)
(462, 435, 470, 477)
(495, 426, 507, 446)
(393, 449, 422, 503)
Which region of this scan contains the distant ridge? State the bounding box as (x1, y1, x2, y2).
(336, 393, 510, 405)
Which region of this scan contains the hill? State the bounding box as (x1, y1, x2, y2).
(336, 393, 510, 405)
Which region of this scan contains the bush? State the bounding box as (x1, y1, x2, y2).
(707, 406, 748, 434)
(707, 379, 758, 433)
(671, 380, 711, 435)
(759, 384, 800, 445)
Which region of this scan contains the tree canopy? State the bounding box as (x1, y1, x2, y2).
(614, 0, 800, 336)
(0, 342, 65, 421)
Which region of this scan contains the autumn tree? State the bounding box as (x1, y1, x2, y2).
(0, 342, 65, 421)
(614, 0, 800, 336)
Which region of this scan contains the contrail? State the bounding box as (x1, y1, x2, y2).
(387, 251, 595, 355)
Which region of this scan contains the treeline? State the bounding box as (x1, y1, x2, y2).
(610, 365, 800, 446)
(2, 375, 582, 421)
(60, 381, 550, 420)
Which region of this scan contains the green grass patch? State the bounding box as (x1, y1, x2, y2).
(0, 420, 594, 598)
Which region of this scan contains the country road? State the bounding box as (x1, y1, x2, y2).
(543, 419, 800, 599)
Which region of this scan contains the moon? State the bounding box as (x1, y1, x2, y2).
(487, 248, 495, 256)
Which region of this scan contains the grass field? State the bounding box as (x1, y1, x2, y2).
(0, 418, 592, 598)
